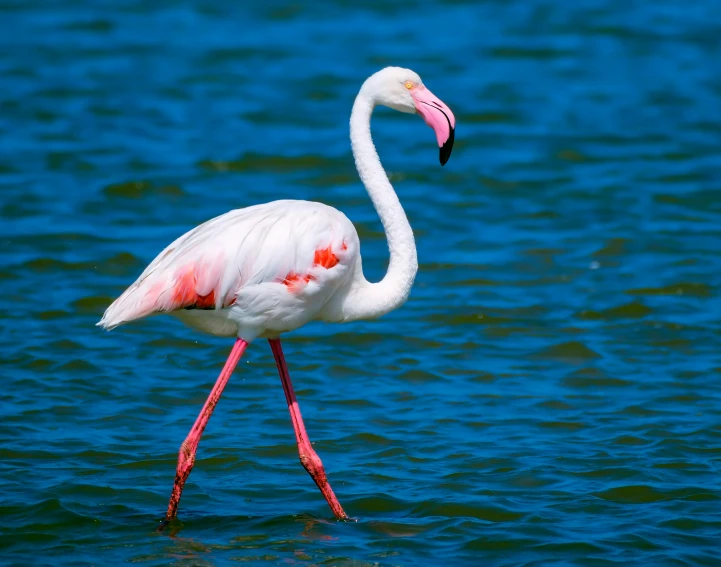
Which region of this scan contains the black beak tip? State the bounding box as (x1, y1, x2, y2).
(439, 126, 455, 166)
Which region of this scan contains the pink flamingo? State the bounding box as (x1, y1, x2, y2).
(99, 67, 455, 523)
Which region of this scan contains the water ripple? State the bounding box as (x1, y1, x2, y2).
(2, 0, 720, 566)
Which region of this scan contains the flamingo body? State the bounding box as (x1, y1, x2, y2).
(98, 67, 456, 524)
(99, 200, 361, 339)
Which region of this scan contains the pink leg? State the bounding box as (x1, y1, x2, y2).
(163, 337, 248, 523)
(268, 338, 348, 520)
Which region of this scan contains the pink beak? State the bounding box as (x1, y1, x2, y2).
(411, 86, 456, 165)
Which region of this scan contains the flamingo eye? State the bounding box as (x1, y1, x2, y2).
(404, 81, 414, 90)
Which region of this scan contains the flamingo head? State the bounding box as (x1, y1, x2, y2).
(364, 67, 456, 165)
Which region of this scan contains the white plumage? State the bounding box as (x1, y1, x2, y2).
(99, 200, 360, 339)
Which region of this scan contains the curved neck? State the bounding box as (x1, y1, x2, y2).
(338, 90, 418, 321)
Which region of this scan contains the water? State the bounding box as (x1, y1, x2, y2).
(1, 1, 720, 565)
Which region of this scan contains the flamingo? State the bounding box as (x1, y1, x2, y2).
(99, 66, 455, 524)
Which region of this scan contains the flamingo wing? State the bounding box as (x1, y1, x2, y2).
(98, 200, 358, 331)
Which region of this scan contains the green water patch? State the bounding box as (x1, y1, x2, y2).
(413, 500, 524, 522)
(652, 461, 700, 470)
(478, 175, 520, 192)
(592, 237, 629, 259)
(18, 357, 54, 371)
(489, 46, 575, 60)
(97, 252, 145, 277)
(654, 189, 721, 213)
(0, 161, 20, 174)
(21, 252, 142, 277)
(61, 19, 115, 32)
(102, 180, 185, 200)
(537, 420, 586, 432)
(658, 517, 721, 532)
(45, 151, 96, 173)
(350, 494, 408, 515)
(536, 541, 609, 555)
(555, 148, 592, 163)
(397, 369, 444, 384)
(594, 485, 717, 504)
(198, 153, 347, 174)
(533, 341, 601, 363)
(448, 277, 500, 287)
(536, 399, 574, 411)
(353, 223, 387, 240)
(298, 172, 356, 188)
(612, 435, 650, 446)
(243, 109, 321, 126)
(614, 405, 666, 418)
(35, 309, 71, 321)
(2, 198, 45, 218)
(573, 467, 639, 481)
(463, 536, 538, 552)
(56, 359, 101, 373)
(197, 46, 288, 65)
(626, 282, 712, 298)
(23, 257, 90, 273)
(71, 295, 114, 314)
(577, 301, 652, 320)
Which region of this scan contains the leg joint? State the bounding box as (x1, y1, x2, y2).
(178, 441, 195, 468)
(299, 450, 325, 477)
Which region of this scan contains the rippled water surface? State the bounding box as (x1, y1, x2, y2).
(2, 1, 721, 565)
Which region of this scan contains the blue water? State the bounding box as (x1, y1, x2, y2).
(2, 1, 720, 565)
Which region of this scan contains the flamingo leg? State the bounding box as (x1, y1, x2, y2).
(268, 338, 348, 520)
(162, 337, 248, 524)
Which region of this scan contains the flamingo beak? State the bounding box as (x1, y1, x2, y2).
(411, 86, 456, 165)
